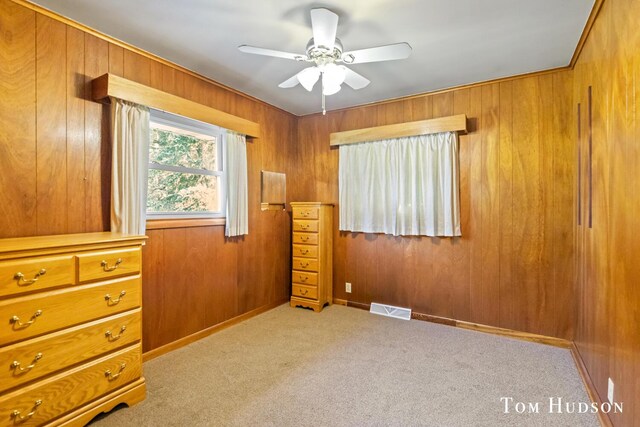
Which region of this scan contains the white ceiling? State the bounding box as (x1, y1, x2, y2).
(31, 0, 594, 116)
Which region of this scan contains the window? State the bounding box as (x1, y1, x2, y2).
(147, 110, 225, 219)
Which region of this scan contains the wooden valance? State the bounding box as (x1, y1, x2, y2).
(92, 73, 260, 138)
(329, 114, 467, 146)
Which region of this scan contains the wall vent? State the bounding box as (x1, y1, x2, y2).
(370, 302, 411, 321)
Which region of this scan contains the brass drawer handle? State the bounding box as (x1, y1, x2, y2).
(300, 276, 308, 282)
(105, 325, 126, 341)
(11, 353, 43, 374)
(300, 289, 308, 295)
(14, 269, 46, 286)
(300, 236, 309, 242)
(105, 363, 126, 381)
(300, 249, 309, 255)
(300, 224, 309, 230)
(11, 400, 42, 423)
(299, 262, 309, 268)
(101, 258, 123, 272)
(105, 291, 126, 305)
(301, 211, 309, 217)
(11, 310, 43, 329)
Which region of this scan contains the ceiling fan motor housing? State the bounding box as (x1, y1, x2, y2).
(306, 38, 344, 65)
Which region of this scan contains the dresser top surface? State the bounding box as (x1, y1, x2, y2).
(290, 202, 335, 207)
(0, 232, 147, 255)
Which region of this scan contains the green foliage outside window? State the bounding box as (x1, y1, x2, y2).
(147, 128, 220, 213)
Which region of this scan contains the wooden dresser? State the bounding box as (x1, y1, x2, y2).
(0, 232, 147, 426)
(290, 202, 333, 312)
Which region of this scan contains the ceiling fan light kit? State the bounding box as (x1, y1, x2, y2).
(239, 7, 412, 115)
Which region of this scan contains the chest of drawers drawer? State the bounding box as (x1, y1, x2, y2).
(292, 271, 318, 286)
(292, 220, 319, 233)
(0, 255, 75, 298)
(0, 276, 141, 346)
(77, 248, 141, 283)
(0, 309, 141, 393)
(292, 244, 318, 259)
(293, 206, 319, 219)
(292, 232, 318, 245)
(292, 284, 317, 300)
(0, 344, 141, 426)
(292, 257, 319, 272)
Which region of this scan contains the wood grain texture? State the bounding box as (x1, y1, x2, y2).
(292, 71, 576, 340)
(84, 33, 109, 232)
(66, 26, 86, 234)
(0, 0, 37, 238)
(329, 114, 467, 145)
(92, 73, 261, 138)
(1, 1, 294, 356)
(573, 0, 640, 425)
(36, 15, 67, 235)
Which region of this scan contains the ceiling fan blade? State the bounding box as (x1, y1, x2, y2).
(342, 42, 412, 64)
(238, 45, 307, 61)
(342, 67, 370, 90)
(310, 8, 338, 49)
(278, 74, 300, 88)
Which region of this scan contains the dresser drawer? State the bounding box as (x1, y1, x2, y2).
(292, 232, 318, 245)
(0, 255, 75, 298)
(292, 284, 317, 300)
(292, 257, 319, 272)
(292, 271, 318, 286)
(0, 344, 141, 426)
(0, 309, 141, 393)
(77, 248, 141, 283)
(292, 244, 318, 259)
(292, 220, 318, 233)
(0, 276, 141, 346)
(292, 206, 319, 220)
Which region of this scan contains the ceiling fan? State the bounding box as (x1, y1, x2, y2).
(239, 8, 412, 114)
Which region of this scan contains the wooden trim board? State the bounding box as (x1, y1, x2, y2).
(329, 114, 467, 146)
(333, 299, 571, 348)
(142, 299, 288, 362)
(570, 343, 613, 427)
(92, 73, 260, 138)
(146, 218, 225, 230)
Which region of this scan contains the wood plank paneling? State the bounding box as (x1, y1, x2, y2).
(294, 72, 576, 341)
(66, 26, 86, 234)
(573, 0, 640, 425)
(36, 14, 67, 235)
(0, 0, 293, 358)
(0, 0, 36, 237)
(84, 33, 109, 232)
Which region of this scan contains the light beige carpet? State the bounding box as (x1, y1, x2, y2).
(91, 304, 599, 426)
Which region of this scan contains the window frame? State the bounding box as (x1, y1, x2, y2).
(147, 109, 226, 220)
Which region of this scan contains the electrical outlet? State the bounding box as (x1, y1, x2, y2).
(345, 282, 352, 293)
(608, 377, 614, 404)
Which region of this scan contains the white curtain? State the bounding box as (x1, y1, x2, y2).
(224, 131, 248, 237)
(110, 99, 150, 235)
(339, 132, 460, 237)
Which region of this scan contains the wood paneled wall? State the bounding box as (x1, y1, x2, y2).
(291, 71, 576, 340)
(0, 0, 294, 352)
(573, 0, 640, 425)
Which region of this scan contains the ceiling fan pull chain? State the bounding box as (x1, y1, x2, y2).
(322, 81, 326, 115)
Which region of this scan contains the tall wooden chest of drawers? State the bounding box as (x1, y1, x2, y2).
(0, 232, 147, 426)
(290, 202, 333, 312)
